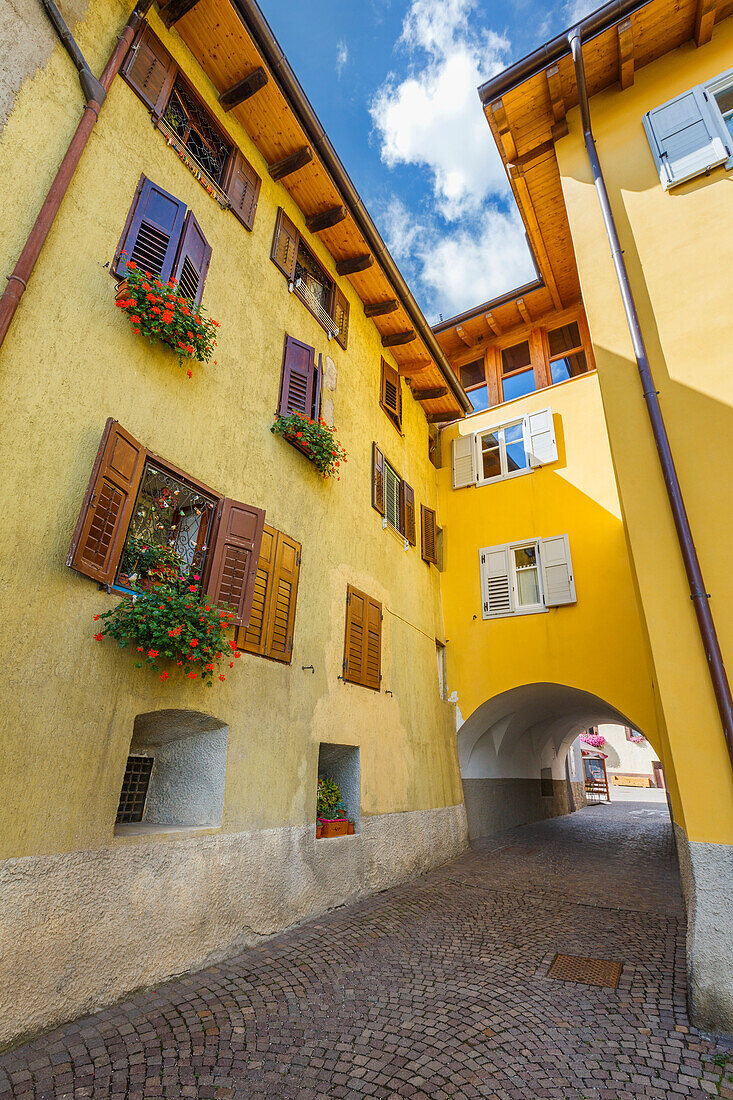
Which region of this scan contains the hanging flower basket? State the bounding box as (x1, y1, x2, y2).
(115, 259, 219, 376)
(271, 411, 347, 479)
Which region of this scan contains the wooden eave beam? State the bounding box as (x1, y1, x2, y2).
(412, 386, 448, 401)
(382, 330, 416, 347)
(335, 254, 373, 276)
(364, 299, 399, 317)
(506, 161, 563, 311)
(516, 298, 531, 324)
(305, 206, 346, 233)
(694, 0, 717, 45)
(546, 66, 568, 140)
(160, 0, 200, 25)
(456, 325, 474, 347)
(485, 312, 502, 336)
(425, 412, 453, 424)
(489, 98, 517, 162)
(268, 146, 313, 181)
(397, 362, 429, 377)
(219, 67, 268, 111)
(617, 19, 635, 90)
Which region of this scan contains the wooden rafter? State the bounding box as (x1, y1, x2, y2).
(305, 206, 346, 233)
(219, 67, 268, 111)
(516, 298, 531, 324)
(382, 330, 416, 347)
(546, 66, 568, 139)
(425, 412, 452, 424)
(364, 300, 399, 317)
(485, 312, 502, 336)
(268, 146, 313, 181)
(411, 386, 448, 401)
(397, 362, 429, 377)
(336, 254, 373, 276)
(456, 325, 474, 347)
(617, 19, 635, 90)
(160, 0, 200, 25)
(694, 0, 717, 45)
(489, 98, 517, 162)
(507, 161, 563, 311)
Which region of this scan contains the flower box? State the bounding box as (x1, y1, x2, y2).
(318, 818, 348, 838)
(271, 412, 347, 479)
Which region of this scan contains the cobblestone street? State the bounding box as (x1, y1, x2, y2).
(2, 802, 732, 1099)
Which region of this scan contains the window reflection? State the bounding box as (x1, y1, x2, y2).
(481, 432, 502, 480)
(502, 369, 536, 401)
(505, 423, 528, 472)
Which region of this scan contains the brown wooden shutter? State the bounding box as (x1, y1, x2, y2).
(206, 498, 265, 626)
(279, 335, 316, 417)
(380, 359, 402, 430)
(332, 286, 349, 349)
(113, 175, 186, 279)
(401, 481, 416, 545)
(343, 585, 382, 690)
(363, 595, 382, 690)
(171, 211, 211, 304)
(372, 443, 385, 515)
(121, 25, 176, 116)
(67, 419, 146, 585)
(271, 207, 299, 279)
(238, 522, 276, 656)
(265, 531, 301, 663)
(223, 149, 261, 231)
(421, 504, 438, 565)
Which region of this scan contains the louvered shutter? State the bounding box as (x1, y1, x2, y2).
(540, 534, 576, 607)
(522, 407, 557, 467)
(400, 481, 416, 544)
(344, 585, 381, 689)
(371, 443, 385, 515)
(223, 149, 261, 230)
(452, 434, 475, 489)
(171, 211, 211, 305)
(384, 463, 401, 531)
(271, 207, 299, 279)
(643, 88, 729, 189)
(421, 504, 438, 565)
(121, 25, 176, 116)
(380, 360, 402, 430)
(311, 353, 322, 421)
(265, 531, 301, 663)
(67, 419, 146, 585)
(279, 335, 316, 417)
(206, 498, 265, 626)
(113, 175, 186, 279)
(238, 522, 276, 656)
(480, 545, 513, 619)
(332, 286, 349, 349)
(363, 595, 382, 690)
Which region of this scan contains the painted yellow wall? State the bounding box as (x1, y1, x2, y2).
(438, 371, 661, 750)
(0, 2, 462, 859)
(556, 20, 733, 843)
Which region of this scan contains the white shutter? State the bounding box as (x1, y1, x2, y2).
(452, 434, 475, 489)
(643, 87, 728, 190)
(523, 407, 557, 467)
(540, 535, 576, 607)
(480, 545, 513, 619)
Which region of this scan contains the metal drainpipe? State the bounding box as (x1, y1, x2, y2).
(0, 0, 153, 352)
(40, 0, 106, 105)
(568, 27, 733, 770)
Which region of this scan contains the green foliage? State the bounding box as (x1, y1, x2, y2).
(271, 411, 347, 479)
(317, 776, 347, 820)
(124, 535, 185, 584)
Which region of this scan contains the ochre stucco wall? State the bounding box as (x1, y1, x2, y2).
(556, 20, 733, 846)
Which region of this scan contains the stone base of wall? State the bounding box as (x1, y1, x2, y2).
(0, 804, 468, 1049)
(674, 822, 733, 1035)
(462, 777, 585, 841)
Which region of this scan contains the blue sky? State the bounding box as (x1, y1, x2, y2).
(258, 0, 590, 323)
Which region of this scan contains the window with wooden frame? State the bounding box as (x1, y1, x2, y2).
(380, 359, 402, 431)
(277, 334, 322, 422)
(112, 175, 211, 304)
(500, 340, 537, 402)
(459, 358, 489, 413)
(371, 443, 415, 547)
(271, 208, 350, 347)
(121, 24, 261, 229)
(421, 504, 438, 565)
(343, 585, 382, 690)
(66, 418, 265, 626)
(547, 322, 589, 385)
(237, 523, 301, 663)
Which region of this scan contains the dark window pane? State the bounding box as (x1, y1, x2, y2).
(460, 359, 485, 389)
(505, 423, 529, 472)
(480, 433, 501, 480)
(467, 384, 489, 412)
(548, 322, 582, 358)
(502, 368, 536, 402)
(163, 79, 232, 183)
(501, 341, 531, 374)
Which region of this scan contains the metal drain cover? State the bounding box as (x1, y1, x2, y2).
(547, 954, 622, 988)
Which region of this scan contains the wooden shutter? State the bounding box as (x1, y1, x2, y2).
(421, 504, 437, 564)
(400, 481, 416, 544)
(522, 407, 557, 467)
(121, 25, 176, 116)
(238, 524, 301, 662)
(238, 522, 276, 656)
(171, 211, 211, 305)
(480, 544, 512, 618)
(67, 419, 146, 585)
(452, 434, 475, 489)
(343, 585, 382, 690)
(380, 359, 402, 430)
(311, 352, 322, 421)
(271, 207, 300, 279)
(278, 335, 316, 416)
(372, 443, 385, 515)
(540, 535, 576, 607)
(643, 88, 728, 189)
(206, 498, 265, 626)
(332, 286, 349, 349)
(222, 149, 261, 230)
(113, 175, 186, 279)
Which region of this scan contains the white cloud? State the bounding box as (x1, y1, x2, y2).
(336, 39, 348, 78)
(563, 0, 600, 24)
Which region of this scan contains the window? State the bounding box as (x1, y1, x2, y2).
(476, 420, 530, 484)
(643, 69, 733, 190)
(371, 443, 416, 546)
(380, 359, 402, 431)
(116, 755, 154, 823)
(277, 334, 322, 422)
(501, 340, 536, 402)
(66, 418, 265, 626)
(343, 585, 382, 690)
(453, 408, 557, 489)
(547, 322, 588, 384)
(113, 175, 211, 304)
(271, 209, 350, 347)
(121, 25, 261, 227)
(436, 640, 447, 700)
(237, 523, 301, 663)
(479, 534, 576, 619)
(459, 358, 489, 413)
(318, 743, 360, 832)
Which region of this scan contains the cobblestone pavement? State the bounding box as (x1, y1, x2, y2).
(2, 802, 733, 1099)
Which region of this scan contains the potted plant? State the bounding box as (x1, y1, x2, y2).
(271, 412, 347, 480)
(316, 777, 349, 838)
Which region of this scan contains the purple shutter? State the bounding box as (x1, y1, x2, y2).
(223, 149, 261, 231)
(113, 176, 186, 280)
(311, 352, 322, 421)
(278, 335, 316, 417)
(121, 25, 176, 116)
(171, 211, 211, 304)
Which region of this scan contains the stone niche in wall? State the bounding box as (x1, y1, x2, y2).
(318, 742, 360, 832)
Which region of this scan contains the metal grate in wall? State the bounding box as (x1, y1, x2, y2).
(116, 755, 154, 823)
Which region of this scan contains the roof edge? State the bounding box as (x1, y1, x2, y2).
(432, 278, 545, 334)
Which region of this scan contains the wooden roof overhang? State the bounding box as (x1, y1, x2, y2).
(431, 279, 558, 364)
(157, 0, 472, 420)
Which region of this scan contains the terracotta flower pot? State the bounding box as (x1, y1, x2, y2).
(316, 823, 323, 839)
(115, 279, 129, 301)
(347, 822, 355, 835)
(320, 819, 348, 838)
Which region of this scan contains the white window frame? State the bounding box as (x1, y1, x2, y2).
(705, 67, 733, 170)
(475, 419, 531, 486)
(509, 539, 545, 615)
(480, 534, 576, 620)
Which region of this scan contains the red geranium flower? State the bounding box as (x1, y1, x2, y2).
(160, 671, 169, 681)
(218, 675, 226, 682)
(94, 632, 103, 641)
(188, 671, 197, 679)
